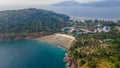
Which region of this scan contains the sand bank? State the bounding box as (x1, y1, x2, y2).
(33, 33, 75, 49)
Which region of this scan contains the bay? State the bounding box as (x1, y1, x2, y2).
(0, 40, 66, 68)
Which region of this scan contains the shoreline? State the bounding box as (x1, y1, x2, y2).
(33, 34, 77, 68)
(71, 16, 120, 21)
(33, 33, 75, 50)
(37, 40, 69, 50)
(0, 33, 75, 50)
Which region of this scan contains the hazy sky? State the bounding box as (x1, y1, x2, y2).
(0, 0, 105, 6)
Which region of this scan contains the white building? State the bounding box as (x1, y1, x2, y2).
(97, 26, 111, 32)
(103, 26, 111, 32)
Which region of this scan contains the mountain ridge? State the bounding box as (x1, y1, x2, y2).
(52, 0, 120, 7)
(52, 1, 80, 6)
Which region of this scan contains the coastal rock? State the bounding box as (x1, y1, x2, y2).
(64, 53, 77, 68)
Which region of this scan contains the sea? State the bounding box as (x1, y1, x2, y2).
(40, 6, 120, 20)
(0, 5, 120, 19)
(0, 40, 66, 68)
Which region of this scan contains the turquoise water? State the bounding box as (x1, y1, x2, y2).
(0, 40, 66, 68)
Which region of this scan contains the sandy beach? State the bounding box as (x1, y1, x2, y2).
(33, 33, 75, 49)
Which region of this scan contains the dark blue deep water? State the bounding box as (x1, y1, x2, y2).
(0, 40, 66, 68)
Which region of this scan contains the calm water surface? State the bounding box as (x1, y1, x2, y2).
(39, 6, 120, 19)
(0, 40, 66, 68)
(0, 6, 120, 19)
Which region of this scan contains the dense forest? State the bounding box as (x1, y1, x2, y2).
(0, 8, 69, 40)
(68, 31, 120, 68)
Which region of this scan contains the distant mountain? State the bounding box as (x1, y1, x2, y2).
(52, 0, 120, 7)
(83, 0, 120, 7)
(52, 1, 80, 6)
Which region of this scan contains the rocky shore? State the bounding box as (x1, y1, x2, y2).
(0, 37, 34, 42)
(64, 53, 77, 68)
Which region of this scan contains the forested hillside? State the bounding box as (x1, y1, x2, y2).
(0, 8, 69, 40)
(68, 31, 120, 68)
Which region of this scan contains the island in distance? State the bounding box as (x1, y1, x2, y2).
(52, 0, 120, 7)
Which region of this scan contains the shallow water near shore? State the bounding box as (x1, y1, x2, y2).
(0, 40, 66, 68)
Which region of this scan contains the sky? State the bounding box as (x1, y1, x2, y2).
(0, 0, 105, 6)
